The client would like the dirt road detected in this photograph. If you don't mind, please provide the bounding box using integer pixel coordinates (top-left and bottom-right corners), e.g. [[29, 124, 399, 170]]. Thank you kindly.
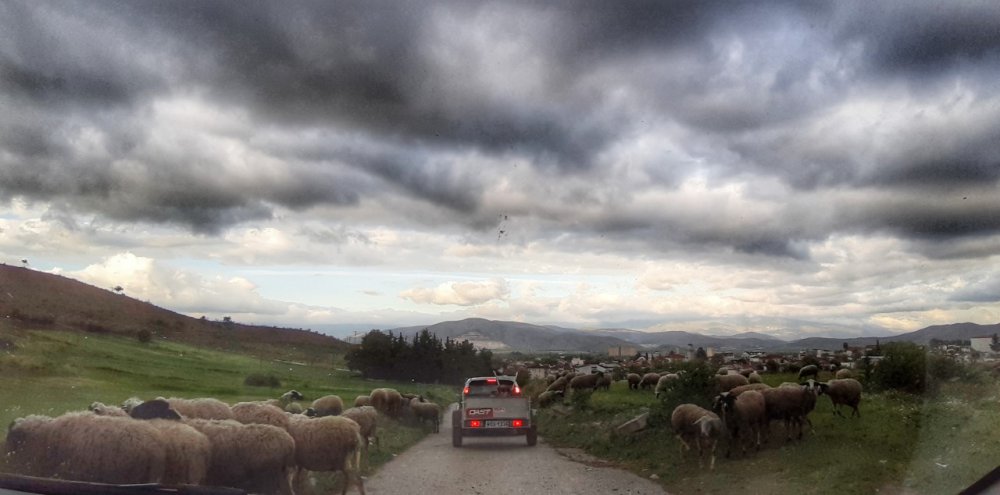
[[363, 405, 667, 495]]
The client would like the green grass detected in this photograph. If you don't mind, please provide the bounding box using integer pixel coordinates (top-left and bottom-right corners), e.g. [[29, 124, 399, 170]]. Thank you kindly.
[[0, 326, 458, 491], [536, 373, 1000, 494]]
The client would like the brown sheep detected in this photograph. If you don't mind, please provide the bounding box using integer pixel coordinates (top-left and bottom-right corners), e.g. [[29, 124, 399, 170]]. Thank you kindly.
[[597, 374, 613, 391], [310, 394, 345, 417], [409, 397, 442, 432], [184, 418, 296, 495], [285, 415, 365, 495], [728, 383, 771, 396], [6, 412, 167, 484], [354, 395, 371, 407], [231, 402, 291, 430], [626, 373, 641, 390], [639, 372, 660, 390], [342, 405, 379, 455], [747, 372, 762, 383], [760, 384, 818, 442], [713, 390, 767, 457], [835, 368, 853, 379], [670, 404, 724, 470], [715, 373, 749, 393], [546, 376, 571, 393], [819, 378, 863, 418], [166, 397, 234, 420], [569, 372, 604, 393], [797, 364, 820, 380], [654, 373, 680, 398], [370, 388, 403, 417]]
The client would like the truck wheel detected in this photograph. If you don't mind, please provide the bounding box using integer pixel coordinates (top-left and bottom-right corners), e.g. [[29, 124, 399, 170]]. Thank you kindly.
[[527, 425, 537, 447], [452, 410, 463, 447]]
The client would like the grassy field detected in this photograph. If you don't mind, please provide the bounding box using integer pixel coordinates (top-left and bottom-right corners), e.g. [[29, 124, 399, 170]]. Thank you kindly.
[[0, 324, 459, 491], [536, 372, 1000, 494]]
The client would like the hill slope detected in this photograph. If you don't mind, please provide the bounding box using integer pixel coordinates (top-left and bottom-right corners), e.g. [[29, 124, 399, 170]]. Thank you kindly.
[[0, 264, 349, 363], [390, 318, 635, 352]]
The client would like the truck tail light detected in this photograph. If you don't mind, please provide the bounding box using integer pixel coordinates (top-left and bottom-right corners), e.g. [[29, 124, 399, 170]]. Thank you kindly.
[[470, 420, 482, 428], [463, 386, 470, 395], [512, 384, 521, 396], [512, 419, 523, 428], [487, 378, 497, 384]]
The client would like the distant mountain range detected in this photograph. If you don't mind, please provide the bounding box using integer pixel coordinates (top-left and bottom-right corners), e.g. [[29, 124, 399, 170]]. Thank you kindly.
[[388, 318, 1000, 353]]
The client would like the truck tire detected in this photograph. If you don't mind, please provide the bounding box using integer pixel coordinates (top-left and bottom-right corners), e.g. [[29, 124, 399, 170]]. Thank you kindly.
[[452, 410, 463, 447], [527, 425, 537, 446]]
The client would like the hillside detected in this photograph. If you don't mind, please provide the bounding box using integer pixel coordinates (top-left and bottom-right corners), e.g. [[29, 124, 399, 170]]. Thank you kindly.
[[388, 317, 1000, 354], [390, 318, 635, 352], [0, 264, 349, 363]]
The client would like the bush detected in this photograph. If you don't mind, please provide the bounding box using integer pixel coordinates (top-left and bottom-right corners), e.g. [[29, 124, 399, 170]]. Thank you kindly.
[[569, 388, 592, 410], [656, 361, 716, 411], [244, 372, 282, 388], [136, 329, 153, 344], [871, 342, 926, 394]]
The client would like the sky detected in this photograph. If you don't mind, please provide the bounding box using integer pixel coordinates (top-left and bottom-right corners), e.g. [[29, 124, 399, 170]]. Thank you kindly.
[[1, 1, 999, 339]]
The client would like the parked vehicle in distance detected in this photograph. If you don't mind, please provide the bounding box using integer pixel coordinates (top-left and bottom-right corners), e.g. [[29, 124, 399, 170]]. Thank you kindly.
[[452, 376, 536, 447]]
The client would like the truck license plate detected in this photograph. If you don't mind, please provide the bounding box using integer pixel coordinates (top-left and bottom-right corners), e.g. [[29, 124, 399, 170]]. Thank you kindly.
[[484, 420, 509, 428]]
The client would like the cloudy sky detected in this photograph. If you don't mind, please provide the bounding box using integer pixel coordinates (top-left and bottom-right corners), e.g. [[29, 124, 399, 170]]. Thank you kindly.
[[1, 1, 999, 338]]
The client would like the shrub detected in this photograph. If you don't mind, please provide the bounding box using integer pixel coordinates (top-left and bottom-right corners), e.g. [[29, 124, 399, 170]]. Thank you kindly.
[[244, 372, 282, 388], [136, 329, 153, 344], [569, 388, 592, 410], [871, 342, 927, 394], [656, 360, 716, 411]]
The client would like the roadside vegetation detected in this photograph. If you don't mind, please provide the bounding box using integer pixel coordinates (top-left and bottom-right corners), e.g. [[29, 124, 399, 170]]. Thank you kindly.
[[0, 323, 457, 489], [534, 351, 1000, 494]]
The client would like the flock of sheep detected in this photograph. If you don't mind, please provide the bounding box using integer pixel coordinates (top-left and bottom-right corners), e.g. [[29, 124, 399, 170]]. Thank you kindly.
[[4, 388, 443, 495], [535, 365, 863, 471]]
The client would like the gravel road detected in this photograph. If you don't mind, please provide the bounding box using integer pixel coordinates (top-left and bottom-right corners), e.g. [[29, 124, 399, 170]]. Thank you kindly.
[[363, 404, 667, 495]]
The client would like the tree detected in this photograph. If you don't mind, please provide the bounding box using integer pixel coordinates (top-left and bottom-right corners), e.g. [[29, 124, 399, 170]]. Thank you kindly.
[[991, 333, 1000, 353], [113, 285, 124, 295], [695, 347, 707, 360]]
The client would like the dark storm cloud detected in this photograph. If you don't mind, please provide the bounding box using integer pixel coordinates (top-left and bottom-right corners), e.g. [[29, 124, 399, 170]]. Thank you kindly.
[[950, 275, 1000, 303], [1, 0, 999, 256], [837, 2, 1000, 75]]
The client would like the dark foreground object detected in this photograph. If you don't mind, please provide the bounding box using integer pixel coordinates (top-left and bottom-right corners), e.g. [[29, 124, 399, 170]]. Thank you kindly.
[[0, 474, 245, 495]]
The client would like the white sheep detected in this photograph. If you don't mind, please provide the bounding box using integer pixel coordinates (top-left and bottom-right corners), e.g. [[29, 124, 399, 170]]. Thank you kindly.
[[341, 405, 379, 455], [166, 397, 234, 420], [231, 401, 291, 429], [6, 412, 167, 484], [88, 401, 128, 417], [670, 404, 724, 470], [354, 395, 371, 407], [285, 414, 366, 495], [835, 368, 853, 379], [747, 372, 762, 383], [310, 394, 345, 417], [654, 373, 679, 398], [184, 418, 296, 495]]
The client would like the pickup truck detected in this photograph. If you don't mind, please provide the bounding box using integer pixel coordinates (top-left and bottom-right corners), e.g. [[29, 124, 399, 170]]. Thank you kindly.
[[452, 376, 537, 447]]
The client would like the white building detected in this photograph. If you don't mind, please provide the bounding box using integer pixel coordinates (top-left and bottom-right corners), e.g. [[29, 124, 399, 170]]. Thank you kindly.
[[970, 336, 997, 354]]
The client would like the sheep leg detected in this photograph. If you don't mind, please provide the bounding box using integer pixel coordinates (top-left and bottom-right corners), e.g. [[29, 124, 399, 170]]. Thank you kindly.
[[677, 433, 693, 452]]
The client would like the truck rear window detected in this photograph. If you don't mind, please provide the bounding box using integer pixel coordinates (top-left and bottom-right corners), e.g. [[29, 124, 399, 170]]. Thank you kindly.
[[465, 379, 518, 397]]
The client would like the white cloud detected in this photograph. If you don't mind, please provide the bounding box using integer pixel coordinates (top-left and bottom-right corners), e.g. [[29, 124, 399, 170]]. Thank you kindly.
[[63, 252, 288, 316], [400, 278, 510, 306]]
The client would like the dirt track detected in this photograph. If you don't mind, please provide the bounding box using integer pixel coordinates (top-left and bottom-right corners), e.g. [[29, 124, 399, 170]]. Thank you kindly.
[[363, 405, 667, 495]]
